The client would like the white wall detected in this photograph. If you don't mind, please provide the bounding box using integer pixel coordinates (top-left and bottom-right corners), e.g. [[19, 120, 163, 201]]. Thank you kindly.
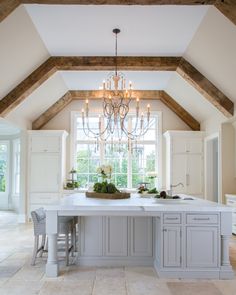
[[0, 5, 49, 99], [184, 6, 236, 109], [42, 99, 191, 188]]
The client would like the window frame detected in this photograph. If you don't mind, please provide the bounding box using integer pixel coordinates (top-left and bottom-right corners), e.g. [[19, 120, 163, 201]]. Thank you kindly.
[[12, 138, 20, 196], [0, 140, 10, 196], [71, 110, 162, 189]]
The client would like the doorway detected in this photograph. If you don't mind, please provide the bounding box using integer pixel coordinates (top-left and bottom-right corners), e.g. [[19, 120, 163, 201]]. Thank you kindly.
[[205, 134, 220, 203]]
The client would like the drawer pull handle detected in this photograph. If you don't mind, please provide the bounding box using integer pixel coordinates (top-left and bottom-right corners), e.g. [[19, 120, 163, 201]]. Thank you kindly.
[[193, 217, 210, 221], [228, 201, 235, 204], [166, 217, 179, 220]]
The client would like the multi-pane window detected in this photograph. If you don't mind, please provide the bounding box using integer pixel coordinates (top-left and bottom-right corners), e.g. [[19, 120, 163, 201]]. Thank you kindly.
[[74, 114, 158, 189], [0, 142, 9, 193], [13, 139, 20, 195]]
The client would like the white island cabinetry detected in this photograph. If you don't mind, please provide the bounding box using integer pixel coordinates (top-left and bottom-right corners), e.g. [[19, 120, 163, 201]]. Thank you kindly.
[[79, 216, 153, 265], [28, 130, 68, 217]]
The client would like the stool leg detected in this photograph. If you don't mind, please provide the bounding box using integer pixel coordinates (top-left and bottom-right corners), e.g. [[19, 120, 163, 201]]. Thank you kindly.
[[65, 233, 69, 266], [71, 225, 75, 257], [31, 235, 39, 266], [39, 235, 46, 257]]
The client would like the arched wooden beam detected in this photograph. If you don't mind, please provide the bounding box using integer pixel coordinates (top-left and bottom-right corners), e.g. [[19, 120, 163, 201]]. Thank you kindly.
[[0, 56, 233, 118], [32, 90, 200, 131]]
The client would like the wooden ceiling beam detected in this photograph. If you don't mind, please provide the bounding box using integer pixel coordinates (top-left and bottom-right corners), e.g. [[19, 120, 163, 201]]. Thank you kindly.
[[32, 89, 200, 130], [71, 90, 162, 100], [160, 91, 200, 131], [32, 91, 73, 130], [176, 58, 234, 118], [53, 56, 180, 71], [0, 0, 20, 23], [0, 56, 234, 119], [0, 57, 56, 117], [1, 1, 236, 27], [0, 56, 179, 117]]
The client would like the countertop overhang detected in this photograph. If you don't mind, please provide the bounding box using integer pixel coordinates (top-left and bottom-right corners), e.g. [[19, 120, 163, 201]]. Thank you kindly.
[[45, 193, 232, 214]]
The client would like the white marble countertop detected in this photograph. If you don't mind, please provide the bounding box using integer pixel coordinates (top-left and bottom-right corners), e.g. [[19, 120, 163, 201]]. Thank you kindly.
[[45, 193, 232, 213]]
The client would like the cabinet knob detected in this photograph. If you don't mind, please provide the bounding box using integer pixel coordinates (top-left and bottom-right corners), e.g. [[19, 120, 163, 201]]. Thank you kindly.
[[163, 229, 167, 232]]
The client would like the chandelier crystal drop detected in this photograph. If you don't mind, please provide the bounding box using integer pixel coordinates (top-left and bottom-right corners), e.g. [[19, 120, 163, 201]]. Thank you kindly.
[[81, 28, 151, 142]]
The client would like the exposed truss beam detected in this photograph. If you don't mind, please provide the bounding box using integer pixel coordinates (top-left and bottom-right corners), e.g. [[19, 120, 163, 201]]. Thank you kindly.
[[176, 58, 234, 118], [160, 90, 200, 131], [32, 90, 200, 131], [0, 56, 233, 119]]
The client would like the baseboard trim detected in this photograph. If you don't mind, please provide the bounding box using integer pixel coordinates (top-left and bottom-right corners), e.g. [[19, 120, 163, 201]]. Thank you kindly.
[[154, 260, 234, 280], [77, 256, 153, 267]]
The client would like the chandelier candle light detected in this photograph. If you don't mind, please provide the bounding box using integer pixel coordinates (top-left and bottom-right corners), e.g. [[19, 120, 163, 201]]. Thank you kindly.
[[81, 28, 151, 144]]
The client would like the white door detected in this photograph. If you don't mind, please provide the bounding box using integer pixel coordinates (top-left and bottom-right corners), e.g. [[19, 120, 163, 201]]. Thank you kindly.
[[163, 226, 181, 267], [0, 141, 10, 209], [30, 153, 60, 192], [172, 154, 187, 193], [186, 226, 218, 268], [187, 154, 203, 195]]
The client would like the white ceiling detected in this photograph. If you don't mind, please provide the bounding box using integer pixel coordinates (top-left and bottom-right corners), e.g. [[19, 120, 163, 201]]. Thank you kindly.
[[25, 5, 208, 56], [60, 71, 173, 90]]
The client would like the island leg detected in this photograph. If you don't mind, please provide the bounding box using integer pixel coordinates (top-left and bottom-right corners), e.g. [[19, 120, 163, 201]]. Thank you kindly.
[[220, 212, 233, 279], [46, 210, 58, 277]]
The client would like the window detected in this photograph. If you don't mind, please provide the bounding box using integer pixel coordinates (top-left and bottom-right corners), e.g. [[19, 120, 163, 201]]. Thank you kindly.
[[13, 139, 20, 195], [73, 113, 160, 189], [0, 142, 8, 193]]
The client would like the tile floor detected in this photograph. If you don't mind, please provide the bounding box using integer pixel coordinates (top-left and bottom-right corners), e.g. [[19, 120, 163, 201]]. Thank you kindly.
[[0, 211, 236, 295]]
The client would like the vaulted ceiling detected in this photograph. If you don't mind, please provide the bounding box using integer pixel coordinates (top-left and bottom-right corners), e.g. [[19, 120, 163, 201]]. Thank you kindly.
[[0, 2, 236, 131]]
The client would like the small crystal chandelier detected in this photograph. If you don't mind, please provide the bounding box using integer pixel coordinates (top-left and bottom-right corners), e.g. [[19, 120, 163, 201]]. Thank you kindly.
[[81, 28, 151, 142]]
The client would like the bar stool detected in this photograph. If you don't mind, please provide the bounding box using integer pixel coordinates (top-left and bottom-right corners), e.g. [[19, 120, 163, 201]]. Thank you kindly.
[[31, 208, 75, 266]]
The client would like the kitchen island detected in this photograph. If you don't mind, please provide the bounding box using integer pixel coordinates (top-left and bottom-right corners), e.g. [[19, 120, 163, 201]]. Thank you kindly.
[[45, 194, 233, 279]]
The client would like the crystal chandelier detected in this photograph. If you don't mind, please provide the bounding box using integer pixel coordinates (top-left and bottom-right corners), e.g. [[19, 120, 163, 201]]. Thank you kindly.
[[81, 28, 151, 142]]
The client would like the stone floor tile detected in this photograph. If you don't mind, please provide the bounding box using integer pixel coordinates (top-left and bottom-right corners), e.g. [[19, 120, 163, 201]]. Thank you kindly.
[[127, 280, 171, 295], [0, 280, 44, 295], [64, 266, 96, 281], [213, 279, 236, 295], [96, 267, 125, 279], [167, 282, 223, 295], [92, 277, 126, 295], [0, 266, 21, 278]]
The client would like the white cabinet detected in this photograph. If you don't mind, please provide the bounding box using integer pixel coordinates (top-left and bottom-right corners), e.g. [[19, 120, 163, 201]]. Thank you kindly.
[[28, 130, 68, 217], [225, 194, 236, 234], [164, 131, 204, 196], [163, 226, 181, 267], [105, 217, 128, 256], [30, 153, 60, 192], [80, 217, 103, 257], [130, 217, 153, 257], [186, 226, 218, 268]]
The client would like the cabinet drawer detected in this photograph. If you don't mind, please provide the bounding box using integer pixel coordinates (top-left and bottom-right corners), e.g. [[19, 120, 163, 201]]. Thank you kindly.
[[30, 193, 60, 204], [186, 214, 218, 224], [163, 214, 181, 224]]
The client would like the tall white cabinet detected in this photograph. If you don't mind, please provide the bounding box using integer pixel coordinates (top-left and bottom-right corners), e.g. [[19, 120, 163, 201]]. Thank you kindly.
[[28, 130, 68, 216], [164, 131, 204, 196]]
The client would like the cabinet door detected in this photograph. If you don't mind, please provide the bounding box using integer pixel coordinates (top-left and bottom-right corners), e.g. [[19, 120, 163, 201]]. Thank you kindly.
[[186, 226, 218, 268], [105, 217, 128, 256], [172, 137, 187, 154], [30, 136, 60, 153], [80, 217, 103, 256], [187, 138, 202, 154], [187, 154, 203, 195], [30, 153, 60, 192], [130, 217, 152, 257], [163, 226, 181, 267], [171, 154, 187, 193]]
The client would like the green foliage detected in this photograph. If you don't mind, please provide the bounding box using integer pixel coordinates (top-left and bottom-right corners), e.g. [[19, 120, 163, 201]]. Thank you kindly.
[[148, 188, 158, 194], [93, 181, 119, 194]]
